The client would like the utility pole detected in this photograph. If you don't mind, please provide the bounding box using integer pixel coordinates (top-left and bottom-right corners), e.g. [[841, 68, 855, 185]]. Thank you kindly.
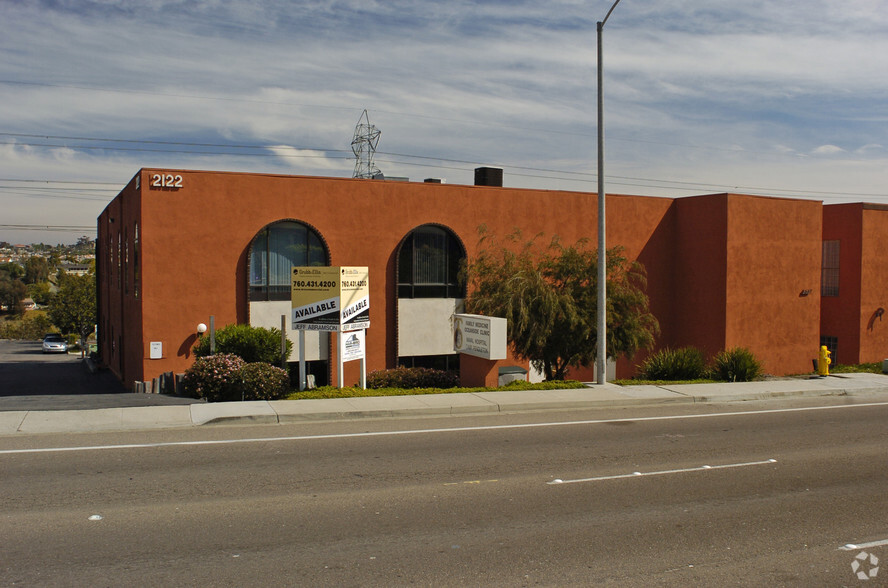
[[596, 0, 623, 384]]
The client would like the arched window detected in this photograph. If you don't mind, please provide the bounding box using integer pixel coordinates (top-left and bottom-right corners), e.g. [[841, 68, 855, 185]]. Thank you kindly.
[[397, 225, 465, 298], [249, 221, 328, 301]]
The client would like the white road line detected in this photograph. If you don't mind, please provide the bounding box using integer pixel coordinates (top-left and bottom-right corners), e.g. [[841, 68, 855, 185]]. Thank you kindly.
[[840, 538, 888, 551], [548, 459, 777, 485], [2, 401, 888, 455]]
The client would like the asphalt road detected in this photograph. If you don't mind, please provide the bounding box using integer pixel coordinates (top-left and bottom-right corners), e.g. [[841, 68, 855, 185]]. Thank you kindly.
[[1, 397, 887, 586], [0, 339, 198, 410]]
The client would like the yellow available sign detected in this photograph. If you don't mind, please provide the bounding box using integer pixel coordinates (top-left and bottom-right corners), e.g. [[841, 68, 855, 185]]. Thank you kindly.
[[291, 266, 369, 332]]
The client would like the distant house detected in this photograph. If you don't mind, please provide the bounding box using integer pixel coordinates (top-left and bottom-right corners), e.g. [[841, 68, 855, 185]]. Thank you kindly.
[[22, 298, 37, 311], [60, 263, 90, 276]]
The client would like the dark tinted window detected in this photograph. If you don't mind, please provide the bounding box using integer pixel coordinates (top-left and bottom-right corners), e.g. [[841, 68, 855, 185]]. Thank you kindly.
[[397, 225, 465, 298], [249, 221, 328, 301]]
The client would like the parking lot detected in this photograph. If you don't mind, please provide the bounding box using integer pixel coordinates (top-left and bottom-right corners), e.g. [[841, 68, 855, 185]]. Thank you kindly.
[[0, 339, 199, 411]]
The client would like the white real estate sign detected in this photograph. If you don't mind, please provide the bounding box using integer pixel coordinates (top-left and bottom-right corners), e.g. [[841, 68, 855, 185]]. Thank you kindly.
[[341, 330, 366, 362], [453, 314, 507, 360]]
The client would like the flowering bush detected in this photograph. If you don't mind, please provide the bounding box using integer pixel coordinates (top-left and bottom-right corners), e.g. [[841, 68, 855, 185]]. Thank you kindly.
[[236, 362, 289, 400], [366, 366, 460, 389], [183, 354, 245, 401]]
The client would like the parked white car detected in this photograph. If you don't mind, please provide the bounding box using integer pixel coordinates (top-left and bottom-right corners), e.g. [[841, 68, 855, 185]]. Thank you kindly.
[[42, 333, 68, 354]]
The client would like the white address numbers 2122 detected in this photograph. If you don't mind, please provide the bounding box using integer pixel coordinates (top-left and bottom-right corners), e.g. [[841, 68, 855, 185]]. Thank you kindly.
[[150, 173, 183, 189]]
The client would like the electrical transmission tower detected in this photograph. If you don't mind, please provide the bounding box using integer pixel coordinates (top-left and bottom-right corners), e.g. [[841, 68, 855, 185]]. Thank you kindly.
[[351, 109, 382, 179]]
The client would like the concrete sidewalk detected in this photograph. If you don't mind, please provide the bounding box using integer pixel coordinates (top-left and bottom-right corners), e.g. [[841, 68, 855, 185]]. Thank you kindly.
[[2, 373, 887, 436]]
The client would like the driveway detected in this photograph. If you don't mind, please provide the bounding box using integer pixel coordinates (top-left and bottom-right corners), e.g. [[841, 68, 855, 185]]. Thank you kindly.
[[0, 339, 200, 411]]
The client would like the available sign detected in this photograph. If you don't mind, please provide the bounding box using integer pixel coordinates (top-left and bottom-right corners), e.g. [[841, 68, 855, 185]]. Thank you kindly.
[[291, 266, 370, 332], [453, 314, 507, 360], [339, 266, 370, 332]]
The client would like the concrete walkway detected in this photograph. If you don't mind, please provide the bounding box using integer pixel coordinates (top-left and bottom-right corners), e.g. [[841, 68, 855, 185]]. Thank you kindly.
[[2, 372, 887, 436]]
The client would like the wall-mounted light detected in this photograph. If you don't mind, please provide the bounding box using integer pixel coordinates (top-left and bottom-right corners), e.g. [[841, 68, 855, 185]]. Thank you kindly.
[[197, 323, 208, 335], [799, 289, 812, 297]]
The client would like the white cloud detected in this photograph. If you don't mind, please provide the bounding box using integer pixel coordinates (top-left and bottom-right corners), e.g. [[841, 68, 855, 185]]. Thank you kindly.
[[265, 146, 347, 171], [1, 0, 887, 243], [856, 143, 885, 154], [812, 145, 846, 156]]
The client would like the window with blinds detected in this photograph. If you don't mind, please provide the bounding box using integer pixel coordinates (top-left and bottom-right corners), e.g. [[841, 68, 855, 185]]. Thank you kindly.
[[249, 221, 328, 301], [821, 240, 840, 297], [397, 225, 465, 298]]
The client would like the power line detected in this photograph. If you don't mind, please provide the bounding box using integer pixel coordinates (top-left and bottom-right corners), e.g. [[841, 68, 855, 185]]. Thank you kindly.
[[2, 134, 886, 201], [0, 177, 122, 186]]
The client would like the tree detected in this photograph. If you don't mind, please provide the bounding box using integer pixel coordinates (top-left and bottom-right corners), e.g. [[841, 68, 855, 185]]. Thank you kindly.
[[193, 323, 292, 366], [464, 230, 659, 380], [0, 262, 24, 281], [27, 281, 53, 306], [24, 256, 51, 284], [48, 273, 96, 354], [0, 274, 28, 316]]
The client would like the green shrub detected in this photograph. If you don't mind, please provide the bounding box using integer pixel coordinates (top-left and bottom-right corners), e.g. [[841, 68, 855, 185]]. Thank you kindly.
[[637, 346, 707, 380], [710, 347, 762, 382], [183, 353, 245, 401], [193, 323, 292, 365], [0, 313, 57, 340], [22, 312, 54, 340], [236, 362, 290, 400], [366, 367, 460, 389]]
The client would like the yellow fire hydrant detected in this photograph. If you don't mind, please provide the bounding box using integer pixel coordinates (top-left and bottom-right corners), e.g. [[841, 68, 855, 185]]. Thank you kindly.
[[818, 345, 831, 376]]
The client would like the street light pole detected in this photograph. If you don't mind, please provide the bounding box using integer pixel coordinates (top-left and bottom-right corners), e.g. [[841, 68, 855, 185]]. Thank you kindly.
[[596, 0, 622, 385]]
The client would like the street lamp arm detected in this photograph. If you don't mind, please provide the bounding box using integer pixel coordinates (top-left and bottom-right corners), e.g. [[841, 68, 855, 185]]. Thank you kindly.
[[600, 0, 623, 28]]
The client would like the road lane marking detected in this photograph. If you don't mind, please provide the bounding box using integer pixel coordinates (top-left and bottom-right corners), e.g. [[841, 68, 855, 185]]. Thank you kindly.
[[2, 401, 888, 455], [548, 459, 777, 485], [840, 538, 888, 550]]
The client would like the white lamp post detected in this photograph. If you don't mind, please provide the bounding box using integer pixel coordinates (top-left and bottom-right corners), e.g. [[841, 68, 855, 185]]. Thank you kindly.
[[596, 0, 623, 384]]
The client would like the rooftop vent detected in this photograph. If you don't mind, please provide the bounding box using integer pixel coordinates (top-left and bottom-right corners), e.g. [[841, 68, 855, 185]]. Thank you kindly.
[[474, 167, 503, 187]]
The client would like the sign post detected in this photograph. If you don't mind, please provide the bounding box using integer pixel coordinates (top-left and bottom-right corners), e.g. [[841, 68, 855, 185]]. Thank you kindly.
[[291, 266, 369, 389]]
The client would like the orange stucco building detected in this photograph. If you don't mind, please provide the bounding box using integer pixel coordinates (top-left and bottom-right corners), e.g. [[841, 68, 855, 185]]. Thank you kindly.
[[821, 203, 888, 365], [97, 168, 887, 389]]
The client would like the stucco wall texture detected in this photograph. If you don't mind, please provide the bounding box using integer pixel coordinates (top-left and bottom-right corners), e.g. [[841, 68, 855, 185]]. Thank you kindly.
[[821, 203, 888, 365], [98, 169, 884, 388]]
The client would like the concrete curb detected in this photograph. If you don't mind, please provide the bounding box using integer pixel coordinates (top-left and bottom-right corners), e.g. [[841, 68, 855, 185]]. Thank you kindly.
[[190, 400, 278, 426], [2, 373, 887, 435], [13, 405, 194, 435]]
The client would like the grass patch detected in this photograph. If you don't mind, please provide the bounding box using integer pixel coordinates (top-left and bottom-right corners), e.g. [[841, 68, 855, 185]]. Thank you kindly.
[[829, 362, 883, 374], [618, 362, 886, 384], [286, 379, 586, 400]]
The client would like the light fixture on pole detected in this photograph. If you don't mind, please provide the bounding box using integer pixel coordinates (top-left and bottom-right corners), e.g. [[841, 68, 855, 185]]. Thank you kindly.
[[596, 0, 623, 385]]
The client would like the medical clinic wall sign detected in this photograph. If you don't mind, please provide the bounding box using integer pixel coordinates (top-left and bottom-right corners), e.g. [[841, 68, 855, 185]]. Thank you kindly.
[[291, 266, 369, 332]]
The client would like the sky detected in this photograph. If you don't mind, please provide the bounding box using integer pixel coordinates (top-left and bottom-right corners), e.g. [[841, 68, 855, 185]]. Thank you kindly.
[[1, 0, 886, 245]]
